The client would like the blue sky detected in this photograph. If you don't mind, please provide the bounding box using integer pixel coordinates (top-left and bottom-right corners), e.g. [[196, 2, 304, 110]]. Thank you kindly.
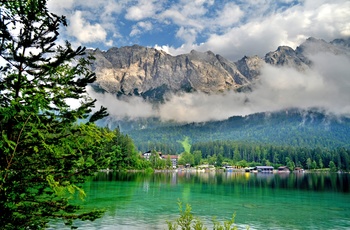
[[48, 0, 350, 61]]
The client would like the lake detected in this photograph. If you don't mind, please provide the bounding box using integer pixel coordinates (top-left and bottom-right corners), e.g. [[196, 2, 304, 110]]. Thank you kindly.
[[52, 171, 350, 229]]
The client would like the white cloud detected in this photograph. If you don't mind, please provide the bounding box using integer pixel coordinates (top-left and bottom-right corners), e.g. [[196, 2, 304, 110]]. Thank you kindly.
[[125, 0, 160, 21], [214, 2, 244, 27], [67, 11, 107, 44], [158, 91, 249, 122], [160, 8, 205, 30], [309, 2, 350, 37], [200, 20, 290, 60], [154, 43, 202, 57], [130, 21, 153, 37], [48, 0, 127, 47], [88, 87, 156, 120], [157, 0, 213, 44], [176, 27, 198, 44], [47, 0, 74, 15]]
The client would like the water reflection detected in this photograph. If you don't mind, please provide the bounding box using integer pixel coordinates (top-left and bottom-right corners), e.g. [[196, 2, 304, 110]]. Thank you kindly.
[[92, 171, 350, 193], [76, 171, 350, 230]]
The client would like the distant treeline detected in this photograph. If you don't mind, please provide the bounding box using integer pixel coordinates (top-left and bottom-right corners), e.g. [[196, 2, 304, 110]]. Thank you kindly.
[[127, 110, 350, 154], [99, 109, 350, 171], [191, 140, 350, 171]]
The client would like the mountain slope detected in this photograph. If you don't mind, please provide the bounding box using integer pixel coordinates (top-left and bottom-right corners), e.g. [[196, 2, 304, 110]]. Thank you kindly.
[[122, 109, 350, 153]]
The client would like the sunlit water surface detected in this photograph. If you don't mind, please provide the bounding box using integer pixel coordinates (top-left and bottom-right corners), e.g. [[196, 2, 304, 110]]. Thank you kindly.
[[51, 171, 350, 229]]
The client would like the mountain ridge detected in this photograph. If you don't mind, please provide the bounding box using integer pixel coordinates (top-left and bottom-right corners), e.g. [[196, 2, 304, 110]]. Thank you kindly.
[[89, 37, 349, 101]]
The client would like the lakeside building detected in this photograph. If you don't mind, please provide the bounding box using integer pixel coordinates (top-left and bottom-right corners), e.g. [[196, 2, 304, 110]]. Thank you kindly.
[[278, 166, 290, 173], [161, 155, 178, 168], [294, 167, 304, 173], [256, 166, 274, 173], [142, 151, 178, 168], [141, 150, 161, 160], [245, 166, 274, 173]]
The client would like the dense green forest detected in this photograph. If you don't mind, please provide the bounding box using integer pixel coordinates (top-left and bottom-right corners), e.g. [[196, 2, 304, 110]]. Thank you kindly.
[[99, 128, 149, 170], [106, 109, 350, 171], [191, 141, 349, 171], [121, 109, 350, 154]]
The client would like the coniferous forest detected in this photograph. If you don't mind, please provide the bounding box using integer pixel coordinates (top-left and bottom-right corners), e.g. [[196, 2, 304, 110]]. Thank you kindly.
[[122, 109, 350, 171]]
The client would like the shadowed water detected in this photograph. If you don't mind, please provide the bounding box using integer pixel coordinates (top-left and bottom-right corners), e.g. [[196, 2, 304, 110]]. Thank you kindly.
[[52, 171, 350, 229]]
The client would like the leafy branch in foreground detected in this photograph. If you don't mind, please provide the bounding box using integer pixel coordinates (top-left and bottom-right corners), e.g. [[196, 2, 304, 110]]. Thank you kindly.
[[167, 200, 248, 230]]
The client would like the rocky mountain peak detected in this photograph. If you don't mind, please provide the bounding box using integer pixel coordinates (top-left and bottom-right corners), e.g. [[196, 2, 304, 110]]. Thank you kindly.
[[265, 45, 308, 70], [89, 46, 253, 100], [235, 55, 263, 80], [89, 37, 349, 101]]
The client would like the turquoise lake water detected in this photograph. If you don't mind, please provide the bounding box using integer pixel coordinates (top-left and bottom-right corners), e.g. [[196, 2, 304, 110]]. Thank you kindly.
[[52, 171, 350, 229]]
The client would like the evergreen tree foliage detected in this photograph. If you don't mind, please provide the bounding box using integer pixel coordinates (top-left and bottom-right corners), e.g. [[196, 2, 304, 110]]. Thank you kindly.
[[329, 161, 337, 172], [0, 1, 111, 228], [103, 128, 140, 170], [191, 140, 350, 171], [126, 109, 350, 154], [193, 150, 202, 166], [178, 151, 194, 166], [165, 155, 173, 168]]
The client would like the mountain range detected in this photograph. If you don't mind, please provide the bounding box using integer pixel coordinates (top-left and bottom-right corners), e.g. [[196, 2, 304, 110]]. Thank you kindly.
[[89, 37, 350, 153], [89, 37, 350, 101]]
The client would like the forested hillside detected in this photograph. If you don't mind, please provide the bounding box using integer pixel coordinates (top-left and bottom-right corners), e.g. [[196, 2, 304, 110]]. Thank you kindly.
[[123, 109, 350, 154]]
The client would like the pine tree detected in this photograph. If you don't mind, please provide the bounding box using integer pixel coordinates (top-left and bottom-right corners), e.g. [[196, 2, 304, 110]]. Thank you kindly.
[[0, 1, 111, 228]]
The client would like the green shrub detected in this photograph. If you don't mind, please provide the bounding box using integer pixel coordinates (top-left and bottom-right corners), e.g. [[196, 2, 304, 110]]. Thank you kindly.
[[144, 167, 154, 174], [167, 200, 248, 230]]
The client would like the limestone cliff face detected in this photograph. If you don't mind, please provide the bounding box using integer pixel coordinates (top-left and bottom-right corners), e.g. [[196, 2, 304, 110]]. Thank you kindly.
[[89, 37, 349, 100], [89, 45, 263, 100]]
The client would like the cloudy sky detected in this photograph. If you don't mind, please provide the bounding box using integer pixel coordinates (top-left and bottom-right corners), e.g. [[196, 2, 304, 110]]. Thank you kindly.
[[46, 0, 350, 122], [48, 0, 350, 61]]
